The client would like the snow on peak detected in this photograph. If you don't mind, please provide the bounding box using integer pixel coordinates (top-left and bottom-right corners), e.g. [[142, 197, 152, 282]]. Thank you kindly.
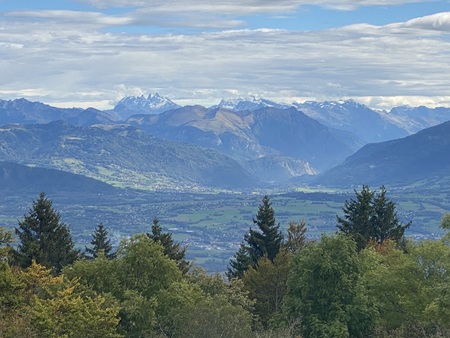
[[214, 96, 290, 111], [114, 93, 181, 115]]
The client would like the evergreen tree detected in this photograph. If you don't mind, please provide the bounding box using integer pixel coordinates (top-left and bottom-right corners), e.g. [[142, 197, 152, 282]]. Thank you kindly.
[[85, 223, 115, 259], [226, 243, 252, 279], [147, 217, 190, 273], [284, 220, 308, 253], [227, 195, 283, 279], [14, 192, 79, 273], [337, 185, 411, 251]]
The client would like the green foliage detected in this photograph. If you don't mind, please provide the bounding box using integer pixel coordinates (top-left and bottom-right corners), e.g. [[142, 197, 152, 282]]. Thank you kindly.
[[227, 195, 283, 279], [0, 227, 13, 262], [67, 234, 181, 337], [441, 212, 450, 229], [117, 234, 181, 299], [242, 249, 292, 328], [14, 192, 79, 273], [170, 294, 254, 338], [284, 220, 308, 253], [187, 267, 255, 315], [285, 234, 376, 338], [337, 185, 411, 251], [227, 242, 253, 279], [362, 239, 450, 336], [155, 278, 254, 338], [147, 216, 190, 273], [0, 261, 121, 337], [28, 280, 121, 338], [85, 223, 115, 259]]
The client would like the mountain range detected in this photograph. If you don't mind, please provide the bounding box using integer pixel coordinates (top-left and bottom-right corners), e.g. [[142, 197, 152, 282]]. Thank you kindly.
[[0, 95, 449, 191], [0, 121, 255, 191], [314, 120, 450, 188]]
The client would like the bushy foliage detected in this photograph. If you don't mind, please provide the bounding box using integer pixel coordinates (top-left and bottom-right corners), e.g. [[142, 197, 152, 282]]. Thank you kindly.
[[3, 190, 450, 337]]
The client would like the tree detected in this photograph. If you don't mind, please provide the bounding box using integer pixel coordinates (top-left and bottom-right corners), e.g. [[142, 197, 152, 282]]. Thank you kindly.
[[147, 217, 190, 273], [0, 227, 14, 262], [337, 185, 410, 251], [361, 239, 450, 336], [226, 243, 252, 279], [21, 261, 121, 338], [242, 249, 291, 327], [66, 234, 182, 337], [85, 223, 115, 259], [14, 192, 79, 273], [285, 234, 376, 338], [441, 212, 450, 231], [284, 220, 308, 253], [227, 195, 283, 279]]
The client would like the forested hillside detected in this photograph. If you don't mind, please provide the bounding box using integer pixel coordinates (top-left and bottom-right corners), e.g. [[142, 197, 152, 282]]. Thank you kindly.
[[2, 190, 450, 337]]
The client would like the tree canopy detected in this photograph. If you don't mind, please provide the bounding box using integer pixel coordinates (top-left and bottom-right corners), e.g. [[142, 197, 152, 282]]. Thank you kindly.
[[147, 217, 190, 273], [85, 223, 115, 259], [227, 195, 283, 279], [337, 185, 411, 251], [14, 192, 79, 273]]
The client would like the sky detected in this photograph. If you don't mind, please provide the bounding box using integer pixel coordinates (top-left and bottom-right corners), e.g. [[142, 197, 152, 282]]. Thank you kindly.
[[0, 1, 450, 110]]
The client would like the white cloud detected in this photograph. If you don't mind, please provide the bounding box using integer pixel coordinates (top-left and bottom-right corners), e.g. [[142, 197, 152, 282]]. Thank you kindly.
[[402, 11, 450, 31], [0, 7, 449, 109], [75, 0, 428, 12]]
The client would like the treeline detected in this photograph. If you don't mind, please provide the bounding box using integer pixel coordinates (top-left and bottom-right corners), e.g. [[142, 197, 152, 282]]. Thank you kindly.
[[1, 188, 450, 337]]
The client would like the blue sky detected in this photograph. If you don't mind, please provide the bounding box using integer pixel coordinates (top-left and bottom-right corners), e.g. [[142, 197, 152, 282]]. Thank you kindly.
[[1, 0, 450, 109]]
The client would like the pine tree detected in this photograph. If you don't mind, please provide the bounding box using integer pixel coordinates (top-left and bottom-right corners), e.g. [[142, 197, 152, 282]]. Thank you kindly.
[[226, 243, 252, 279], [248, 195, 283, 262], [337, 185, 411, 251], [227, 195, 283, 279], [147, 217, 190, 273], [85, 223, 115, 259], [14, 192, 79, 273], [285, 220, 308, 253]]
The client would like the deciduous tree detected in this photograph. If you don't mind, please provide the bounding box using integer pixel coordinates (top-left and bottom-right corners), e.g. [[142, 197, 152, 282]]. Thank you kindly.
[[285, 234, 376, 338]]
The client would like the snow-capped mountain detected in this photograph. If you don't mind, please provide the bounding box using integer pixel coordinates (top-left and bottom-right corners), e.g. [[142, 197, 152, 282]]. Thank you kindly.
[[112, 93, 181, 119], [381, 105, 450, 135], [213, 96, 291, 111], [293, 100, 409, 143]]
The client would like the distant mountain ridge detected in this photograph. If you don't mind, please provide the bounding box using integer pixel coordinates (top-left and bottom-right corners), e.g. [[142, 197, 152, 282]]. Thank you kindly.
[[0, 98, 117, 126], [314, 120, 450, 187], [126, 105, 361, 176], [0, 161, 117, 195], [1, 95, 450, 191], [0, 121, 256, 191]]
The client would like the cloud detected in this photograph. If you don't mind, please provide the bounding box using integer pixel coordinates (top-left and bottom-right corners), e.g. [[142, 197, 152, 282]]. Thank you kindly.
[[76, 0, 427, 12], [0, 7, 449, 109], [402, 11, 450, 31]]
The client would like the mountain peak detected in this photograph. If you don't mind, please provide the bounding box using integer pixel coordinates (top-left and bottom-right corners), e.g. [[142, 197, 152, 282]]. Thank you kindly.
[[214, 96, 290, 111], [113, 93, 181, 118]]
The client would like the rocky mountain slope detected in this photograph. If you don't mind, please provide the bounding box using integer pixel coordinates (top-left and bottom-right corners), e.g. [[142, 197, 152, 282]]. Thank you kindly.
[[126, 105, 361, 176]]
